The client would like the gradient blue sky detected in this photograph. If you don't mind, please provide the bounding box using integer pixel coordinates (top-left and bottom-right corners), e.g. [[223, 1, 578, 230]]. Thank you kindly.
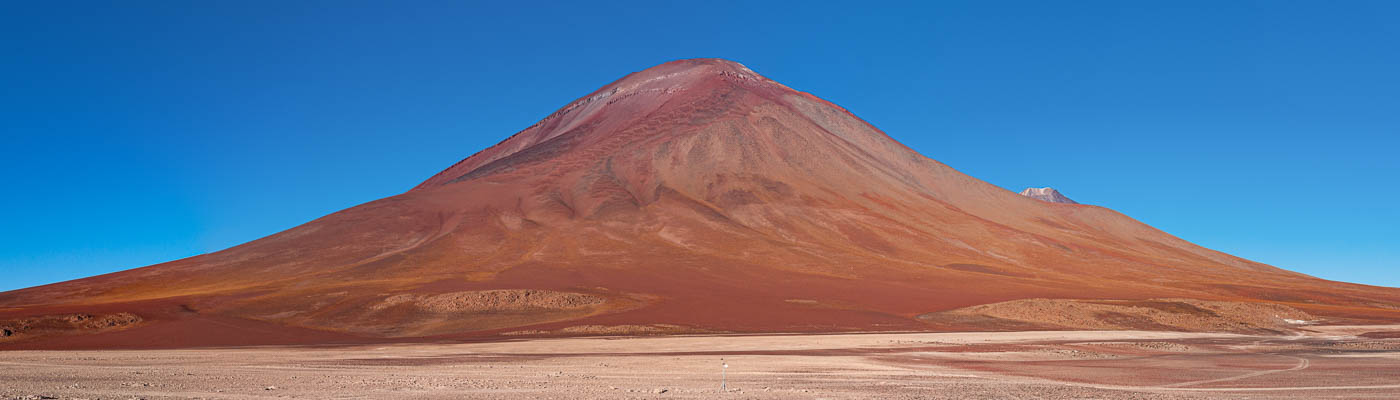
[[2, 1, 1397, 292]]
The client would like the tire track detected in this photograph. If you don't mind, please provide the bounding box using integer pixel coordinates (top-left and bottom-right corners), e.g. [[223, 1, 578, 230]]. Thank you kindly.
[[1162, 355, 1308, 388]]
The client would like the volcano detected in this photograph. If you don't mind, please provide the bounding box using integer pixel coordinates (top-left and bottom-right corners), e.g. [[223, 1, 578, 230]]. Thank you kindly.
[[3, 59, 1397, 349]]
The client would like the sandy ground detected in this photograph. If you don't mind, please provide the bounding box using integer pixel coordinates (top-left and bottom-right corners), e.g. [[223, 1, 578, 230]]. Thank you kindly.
[[3, 328, 1399, 399]]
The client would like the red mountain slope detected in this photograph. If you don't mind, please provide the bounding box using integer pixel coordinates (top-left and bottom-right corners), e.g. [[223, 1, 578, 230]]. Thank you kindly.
[[2, 59, 1397, 349]]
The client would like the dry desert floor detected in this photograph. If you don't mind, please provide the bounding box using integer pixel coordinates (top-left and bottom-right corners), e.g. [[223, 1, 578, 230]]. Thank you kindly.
[[4, 326, 1400, 399]]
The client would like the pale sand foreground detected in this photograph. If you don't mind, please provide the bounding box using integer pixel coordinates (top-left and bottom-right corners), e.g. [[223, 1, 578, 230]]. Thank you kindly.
[[3, 329, 1399, 399]]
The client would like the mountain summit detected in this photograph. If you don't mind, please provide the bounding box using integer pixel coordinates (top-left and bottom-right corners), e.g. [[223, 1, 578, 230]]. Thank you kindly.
[[2, 59, 1397, 349], [1020, 187, 1078, 204]]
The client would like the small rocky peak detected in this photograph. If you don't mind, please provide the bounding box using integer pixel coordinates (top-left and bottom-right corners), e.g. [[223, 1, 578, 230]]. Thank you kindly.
[[1020, 187, 1078, 204]]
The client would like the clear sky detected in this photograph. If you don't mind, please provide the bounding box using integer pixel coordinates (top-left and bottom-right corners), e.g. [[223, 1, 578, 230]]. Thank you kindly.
[[2, 1, 1397, 292]]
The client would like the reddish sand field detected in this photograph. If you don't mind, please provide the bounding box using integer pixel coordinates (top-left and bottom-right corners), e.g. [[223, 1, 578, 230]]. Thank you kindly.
[[3, 327, 1399, 399]]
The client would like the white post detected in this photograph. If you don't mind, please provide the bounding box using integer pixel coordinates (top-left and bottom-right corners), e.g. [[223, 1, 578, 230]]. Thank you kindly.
[[721, 359, 728, 393]]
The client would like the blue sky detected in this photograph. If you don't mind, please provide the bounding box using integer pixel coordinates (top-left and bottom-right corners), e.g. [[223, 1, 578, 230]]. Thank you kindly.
[[1, 1, 1396, 292]]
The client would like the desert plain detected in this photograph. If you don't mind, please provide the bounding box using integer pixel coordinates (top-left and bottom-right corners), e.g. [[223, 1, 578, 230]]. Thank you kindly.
[[4, 325, 1400, 399]]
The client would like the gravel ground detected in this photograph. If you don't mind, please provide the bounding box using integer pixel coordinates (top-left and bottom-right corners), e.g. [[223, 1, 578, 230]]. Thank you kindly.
[[2, 329, 1397, 399]]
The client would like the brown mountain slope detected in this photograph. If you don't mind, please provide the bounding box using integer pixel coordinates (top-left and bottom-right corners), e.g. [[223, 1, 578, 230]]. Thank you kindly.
[[2, 59, 1397, 349]]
